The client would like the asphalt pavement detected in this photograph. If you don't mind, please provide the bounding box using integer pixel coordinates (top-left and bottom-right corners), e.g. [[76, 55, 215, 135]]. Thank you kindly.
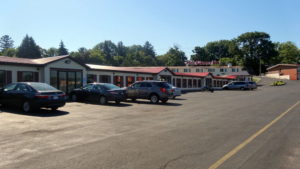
[[1, 77, 300, 169]]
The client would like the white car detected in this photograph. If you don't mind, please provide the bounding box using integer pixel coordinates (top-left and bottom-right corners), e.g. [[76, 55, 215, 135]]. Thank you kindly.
[[168, 84, 181, 99]]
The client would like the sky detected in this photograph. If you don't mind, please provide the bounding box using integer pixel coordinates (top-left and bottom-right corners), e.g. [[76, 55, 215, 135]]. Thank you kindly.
[[1, 0, 299, 58]]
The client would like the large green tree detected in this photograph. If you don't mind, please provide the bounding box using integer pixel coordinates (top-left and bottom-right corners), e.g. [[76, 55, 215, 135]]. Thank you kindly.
[[17, 35, 41, 58], [237, 31, 278, 75], [158, 46, 186, 66], [57, 41, 69, 55], [276, 41, 300, 64], [0, 35, 14, 52], [191, 46, 209, 61]]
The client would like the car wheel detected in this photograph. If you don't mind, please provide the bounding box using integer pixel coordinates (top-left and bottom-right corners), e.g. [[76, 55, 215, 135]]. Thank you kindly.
[[115, 100, 121, 104], [240, 87, 245, 90], [51, 107, 58, 111], [161, 99, 168, 103], [131, 98, 136, 102], [172, 96, 176, 99], [99, 96, 107, 105], [150, 94, 159, 104], [22, 101, 32, 113], [70, 94, 77, 102]]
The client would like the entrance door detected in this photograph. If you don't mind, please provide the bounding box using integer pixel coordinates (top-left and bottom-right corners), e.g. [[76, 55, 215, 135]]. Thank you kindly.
[[68, 72, 76, 93]]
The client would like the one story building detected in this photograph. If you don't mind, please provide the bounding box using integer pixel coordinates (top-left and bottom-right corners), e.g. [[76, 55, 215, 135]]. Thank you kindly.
[[266, 64, 300, 80], [0, 55, 249, 93]]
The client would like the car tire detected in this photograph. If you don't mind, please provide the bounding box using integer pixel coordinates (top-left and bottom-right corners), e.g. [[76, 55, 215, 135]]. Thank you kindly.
[[115, 100, 121, 104], [99, 96, 107, 105], [240, 87, 245, 90], [70, 94, 77, 102], [131, 98, 136, 102], [150, 94, 159, 104], [22, 101, 32, 113], [51, 107, 58, 111], [172, 96, 176, 99], [161, 99, 168, 103]]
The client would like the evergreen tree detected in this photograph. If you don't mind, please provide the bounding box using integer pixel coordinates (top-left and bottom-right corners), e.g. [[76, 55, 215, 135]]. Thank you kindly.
[[57, 41, 69, 55], [0, 35, 14, 52], [17, 35, 41, 58]]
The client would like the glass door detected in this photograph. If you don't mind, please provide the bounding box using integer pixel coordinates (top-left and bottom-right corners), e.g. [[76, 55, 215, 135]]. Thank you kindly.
[[58, 71, 67, 93], [68, 72, 76, 93]]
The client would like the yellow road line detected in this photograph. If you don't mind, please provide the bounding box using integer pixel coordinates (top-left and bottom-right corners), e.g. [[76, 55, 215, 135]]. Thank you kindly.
[[208, 100, 300, 169]]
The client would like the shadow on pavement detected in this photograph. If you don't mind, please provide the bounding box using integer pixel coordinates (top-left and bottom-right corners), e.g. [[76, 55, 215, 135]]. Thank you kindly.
[[0, 107, 69, 117], [80, 102, 133, 107], [126, 100, 182, 106]]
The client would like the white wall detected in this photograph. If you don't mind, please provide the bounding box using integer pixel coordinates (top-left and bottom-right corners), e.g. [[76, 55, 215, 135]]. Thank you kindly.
[[0, 64, 42, 83], [44, 58, 87, 85]]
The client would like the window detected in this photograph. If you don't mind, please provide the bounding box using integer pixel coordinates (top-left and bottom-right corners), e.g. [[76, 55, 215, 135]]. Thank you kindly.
[[184, 69, 191, 72], [232, 68, 236, 72], [4, 83, 17, 91], [15, 84, 32, 92], [0, 70, 11, 88], [182, 79, 187, 88], [114, 76, 124, 87], [17, 71, 38, 82], [76, 72, 82, 88], [50, 70, 58, 88], [171, 69, 178, 72], [146, 77, 153, 80], [126, 76, 135, 86], [140, 82, 152, 88], [196, 68, 203, 72], [87, 74, 97, 83], [236, 68, 239, 72], [176, 79, 181, 88], [83, 84, 94, 90], [208, 68, 215, 73], [137, 77, 144, 81], [99, 75, 111, 83], [220, 68, 224, 72]]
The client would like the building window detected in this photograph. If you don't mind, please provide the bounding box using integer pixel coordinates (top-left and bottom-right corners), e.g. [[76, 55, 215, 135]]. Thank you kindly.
[[220, 68, 224, 72], [193, 79, 197, 88], [114, 76, 124, 87], [188, 79, 192, 88], [198, 79, 202, 88], [196, 68, 203, 72], [137, 77, 144, 81], [208, 68, 215, 73], [126, 76, 135, 86], [224, 68, 227, 72], [87, 74, 97, 83], [171, 69, 178, 72], [17, 71, 38, 82], [0, 70, 12, 88], [184, 69, 191, 72], [176, 78, 181, 88], [99, 75, 111, 83], [236, 68, 239, 72], [182, 79, 187, 88], [146, 77, 153, 80], [232, 68, 236, 72]]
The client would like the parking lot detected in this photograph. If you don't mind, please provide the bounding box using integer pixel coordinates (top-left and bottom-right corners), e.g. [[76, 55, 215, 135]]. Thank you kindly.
[[1, 78, 300, 169]]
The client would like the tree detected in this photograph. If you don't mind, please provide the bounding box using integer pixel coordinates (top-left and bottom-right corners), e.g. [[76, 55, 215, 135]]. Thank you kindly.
[[158, 46, 187, 66], [219, 57, 236, 66], [17, 35, 41, 58], [191, 46, 209, 61], [143, 41, 156, 58], [93, 40, 118, 65], [0, 35, 14, 52], [1, 48, 17, 57], [276, 41, 300, 64], [237, 32, 278, 75], [57, 41, 69, 55]]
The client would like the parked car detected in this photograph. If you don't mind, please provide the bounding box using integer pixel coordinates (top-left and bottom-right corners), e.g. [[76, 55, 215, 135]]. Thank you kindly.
[[168, 84, 181, 99], [222, 81, 250, 90], [247, 81, 257, 89], [69, 83, 126, 104], [0, 82, 66, 113], [126, 81, 174, 103]]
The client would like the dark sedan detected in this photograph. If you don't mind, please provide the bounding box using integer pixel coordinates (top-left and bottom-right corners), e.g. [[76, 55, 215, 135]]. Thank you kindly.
[[0, 82, 66, 113], [69, 83, 126, 104]]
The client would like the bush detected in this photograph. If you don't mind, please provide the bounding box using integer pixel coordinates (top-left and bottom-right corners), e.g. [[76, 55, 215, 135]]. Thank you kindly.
[[271, 81, 286, 86]]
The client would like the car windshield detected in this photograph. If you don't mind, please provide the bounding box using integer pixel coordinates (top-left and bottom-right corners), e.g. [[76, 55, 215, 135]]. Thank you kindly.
[[102, 83, 120, 90], [29, 83, 58, 91]]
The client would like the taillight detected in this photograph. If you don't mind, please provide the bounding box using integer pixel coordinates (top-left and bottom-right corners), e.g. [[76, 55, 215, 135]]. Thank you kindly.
[[171, 89, 175, 92], [160, 88, 167, 93], [35, 94, 50, 99], [59, 93, 66, 97]]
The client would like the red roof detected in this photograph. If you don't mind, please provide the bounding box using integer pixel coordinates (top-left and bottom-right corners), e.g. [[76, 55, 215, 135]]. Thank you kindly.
[[214, 75, 237, 79], [174, 72, 210, 77], [87, 64, 170, 74]]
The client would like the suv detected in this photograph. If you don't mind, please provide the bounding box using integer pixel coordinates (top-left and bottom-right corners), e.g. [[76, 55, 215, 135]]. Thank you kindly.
[[222, 81, 250, 90], [126, 81, 174, 103]]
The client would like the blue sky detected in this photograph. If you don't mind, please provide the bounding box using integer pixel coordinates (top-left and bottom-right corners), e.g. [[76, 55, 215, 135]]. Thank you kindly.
[[1, 0, 299, 57]]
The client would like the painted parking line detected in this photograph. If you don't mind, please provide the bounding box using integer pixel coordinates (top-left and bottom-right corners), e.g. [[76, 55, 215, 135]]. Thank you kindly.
[[207, 100, 300, 169]]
